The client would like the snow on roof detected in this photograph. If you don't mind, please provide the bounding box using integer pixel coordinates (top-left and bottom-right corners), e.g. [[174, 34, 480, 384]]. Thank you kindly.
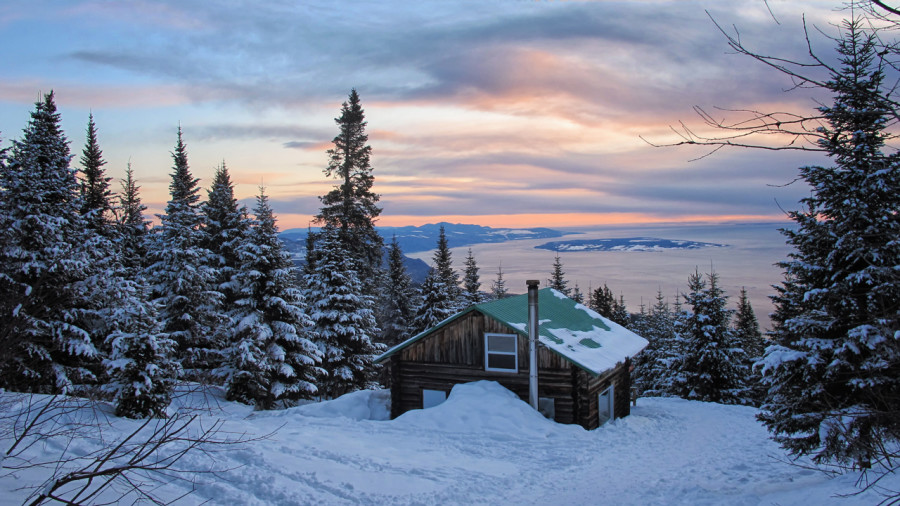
[[377, 288, 648, 376]]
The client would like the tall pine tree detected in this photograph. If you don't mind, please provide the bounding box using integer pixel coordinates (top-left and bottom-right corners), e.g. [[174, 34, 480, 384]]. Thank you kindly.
[[315, 89, 383, 293], [412, 267, 455, 335], [78, 113, 113, 233], [117, 162, 149, 274], [672, 270, 746, 404], [379, 236, 417, 347], [305, 226, 381, 398], [226, 189, 321, 408], [145, 127, 223, 378], [202, 161, 249, 311], [759, 18, 900, 468], [462, 248, 484, 306], [633, 290, 679, 397], [433, 225, 461, 307], [0, 92, 99, 393]]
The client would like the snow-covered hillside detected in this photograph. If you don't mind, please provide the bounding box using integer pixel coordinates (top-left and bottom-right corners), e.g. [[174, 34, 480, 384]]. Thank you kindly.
[[2, 382, 895, 505]]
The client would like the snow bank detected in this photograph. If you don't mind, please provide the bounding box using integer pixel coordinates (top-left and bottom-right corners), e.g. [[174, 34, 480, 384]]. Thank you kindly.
[[3, 383, 897, 505], [392, 381, 573, 438]]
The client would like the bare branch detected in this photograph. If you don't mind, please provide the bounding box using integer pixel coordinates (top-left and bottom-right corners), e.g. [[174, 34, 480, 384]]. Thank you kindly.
[[2, 390, 275, 505], [872, 0, 900, 17]]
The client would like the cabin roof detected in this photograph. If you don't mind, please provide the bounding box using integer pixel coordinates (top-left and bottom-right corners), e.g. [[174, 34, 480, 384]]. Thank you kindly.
[[376, 287, 648, 376]]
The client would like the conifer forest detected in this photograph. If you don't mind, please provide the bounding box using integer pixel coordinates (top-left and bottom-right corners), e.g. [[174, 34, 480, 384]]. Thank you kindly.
[[1, 1, 899, 503]]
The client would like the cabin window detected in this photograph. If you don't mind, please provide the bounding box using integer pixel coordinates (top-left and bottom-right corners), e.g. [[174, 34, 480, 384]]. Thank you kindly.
[[422, 389, 447, 409], [484, 333, 518, 372], [598, 384, 614, 425]]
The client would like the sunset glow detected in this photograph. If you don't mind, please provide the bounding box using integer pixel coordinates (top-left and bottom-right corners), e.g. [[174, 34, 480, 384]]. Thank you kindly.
[[0, 0, 836, 230]]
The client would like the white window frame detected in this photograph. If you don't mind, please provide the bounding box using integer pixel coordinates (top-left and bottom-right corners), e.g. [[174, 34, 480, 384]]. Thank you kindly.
[[422, 389, 447, 409], [484, 333, 518, 372]]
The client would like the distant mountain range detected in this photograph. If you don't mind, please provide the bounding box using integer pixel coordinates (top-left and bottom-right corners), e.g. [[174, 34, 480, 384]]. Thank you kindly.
[[535, 237, 727, 253], [280, 222, 570, 254], [280, 222, 571, 285]]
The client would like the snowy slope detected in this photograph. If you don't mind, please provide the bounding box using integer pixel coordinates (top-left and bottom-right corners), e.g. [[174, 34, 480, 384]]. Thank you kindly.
[[2, 382, 895, 505]]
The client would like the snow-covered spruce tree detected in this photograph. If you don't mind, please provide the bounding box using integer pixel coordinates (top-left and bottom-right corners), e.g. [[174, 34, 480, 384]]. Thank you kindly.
[[734, 287, 766, 406], [378, 236, 417, 347], [462, 248, 484, 306], [305, 226, 381, 399], [202, 162, 249, 312], [315, 89, 384, 294], [759, 18, 900, 468], [672, 270, 747, 404], [633, 290, 679, 397], [104, 282, 180, 418], [0, 92, 99, 393], [491, 263, 509, 300], [412, 267, 456, 335], [548, 253, 570, 296], [117, 162, 149, 274], [433, 225, 462, 308], [78, 113, 113, 233], [145, 127, 223, 379], [226, 189, 321, 409], [72, 116, 141, 377], [734, 287, 765, 360]]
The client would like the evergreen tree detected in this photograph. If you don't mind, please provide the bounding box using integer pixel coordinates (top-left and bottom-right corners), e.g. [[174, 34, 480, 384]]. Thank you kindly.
[[571, 283, 584, 304], [491, 263, 509, 300], [202, 161, 249, 309], [0, 92, 99, 393], [462, 248, 484, 306], [734, 287, 766, 406], [433, 225, 461, 307], [759, 18, 900, 468], [305, 226, 381, 398], [412, 267, 455, 335], [117, 162, 149, 274], [633, 290, 679, 396], [315, 89, 383, 293], [590, 284, 617, 319], [145, 127, 223, 378], [734, 287, 765, 361], [379, 237, 417, 347], [609, 293, 631, 327], [672, 270, 746, 404], [226, 189, 321, 408], [548, 254, 570, 296], [104, 283, 179, 418], [78, 113, 112, 232]]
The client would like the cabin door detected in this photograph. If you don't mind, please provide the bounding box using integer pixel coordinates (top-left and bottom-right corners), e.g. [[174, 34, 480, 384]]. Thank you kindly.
[[598, 384, 614, 425]]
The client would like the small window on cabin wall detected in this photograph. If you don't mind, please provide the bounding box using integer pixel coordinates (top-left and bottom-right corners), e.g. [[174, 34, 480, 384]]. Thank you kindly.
[[422, 389, 447, 409], [484, 333, 518, 372]]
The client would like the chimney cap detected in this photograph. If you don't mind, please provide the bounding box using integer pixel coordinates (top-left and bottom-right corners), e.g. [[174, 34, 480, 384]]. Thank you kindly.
[[526, 280, 540, 287]]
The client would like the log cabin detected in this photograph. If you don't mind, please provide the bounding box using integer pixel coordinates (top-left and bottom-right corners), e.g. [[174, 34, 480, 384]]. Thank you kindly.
[[376, 285, 648, 430]]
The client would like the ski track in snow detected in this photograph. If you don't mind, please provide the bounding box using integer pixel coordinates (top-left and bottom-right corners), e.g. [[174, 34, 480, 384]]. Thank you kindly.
[[2, 383, 894, 505]]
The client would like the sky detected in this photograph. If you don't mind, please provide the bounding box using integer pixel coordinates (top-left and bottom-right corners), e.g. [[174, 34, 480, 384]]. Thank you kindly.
[[0, 0, 848, 229]]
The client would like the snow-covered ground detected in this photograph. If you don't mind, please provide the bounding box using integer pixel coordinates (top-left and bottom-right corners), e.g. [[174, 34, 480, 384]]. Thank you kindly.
[[2, 381, 896, 505]]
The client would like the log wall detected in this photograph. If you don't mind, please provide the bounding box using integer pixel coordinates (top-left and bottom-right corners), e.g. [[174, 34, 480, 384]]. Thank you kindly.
[[389, 310, 632, 430]]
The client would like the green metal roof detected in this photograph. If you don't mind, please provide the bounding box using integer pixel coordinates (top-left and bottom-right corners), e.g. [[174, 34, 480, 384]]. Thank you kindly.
[[376, 288, 648, 376]]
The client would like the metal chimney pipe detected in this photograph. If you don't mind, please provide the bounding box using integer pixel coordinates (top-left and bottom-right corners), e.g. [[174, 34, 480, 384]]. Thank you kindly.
[[526, 280, 540, 411]]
